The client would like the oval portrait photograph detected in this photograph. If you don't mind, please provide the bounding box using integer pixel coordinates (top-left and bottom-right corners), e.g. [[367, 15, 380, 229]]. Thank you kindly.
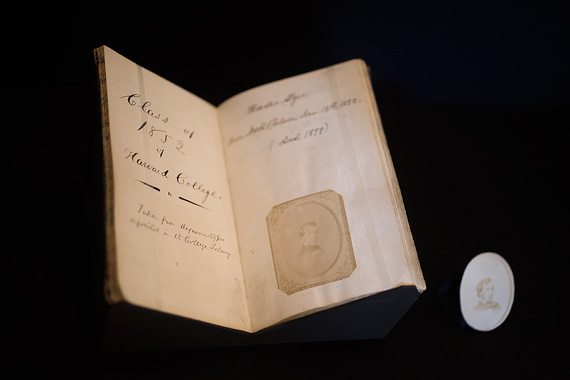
[[460, 252, 515, 331]]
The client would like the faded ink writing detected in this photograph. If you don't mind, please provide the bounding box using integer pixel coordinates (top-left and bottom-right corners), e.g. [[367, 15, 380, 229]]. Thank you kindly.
[[229, 96, 360, 146], [131, 204, 231, 259], [246, 92, 308, 114]]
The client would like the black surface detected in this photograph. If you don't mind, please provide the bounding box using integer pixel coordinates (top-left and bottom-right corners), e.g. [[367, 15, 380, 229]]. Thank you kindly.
[[100, 286, 420, 352], [15, 1, 568, 378]]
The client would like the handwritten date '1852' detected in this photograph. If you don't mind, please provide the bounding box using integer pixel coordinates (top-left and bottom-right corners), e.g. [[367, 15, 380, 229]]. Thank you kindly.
[[122, 93, 196, 157], [138, 121, 187, 156]]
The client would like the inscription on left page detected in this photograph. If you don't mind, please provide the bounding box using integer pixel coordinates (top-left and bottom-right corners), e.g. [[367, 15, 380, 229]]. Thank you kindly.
[[102, 47, 249, 332]]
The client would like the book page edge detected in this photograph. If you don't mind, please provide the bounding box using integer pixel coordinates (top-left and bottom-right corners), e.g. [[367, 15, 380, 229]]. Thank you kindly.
[[358, 61, 427, 293], [94, 46, 125, 305]]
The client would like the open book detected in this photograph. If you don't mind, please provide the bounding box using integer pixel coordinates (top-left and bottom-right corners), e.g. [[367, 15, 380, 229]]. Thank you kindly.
[[94, 46, 425, 334]]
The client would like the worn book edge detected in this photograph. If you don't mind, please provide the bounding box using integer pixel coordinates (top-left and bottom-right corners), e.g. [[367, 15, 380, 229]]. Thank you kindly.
[[94, 46, 125, 304], [359, 61, 426, 293]]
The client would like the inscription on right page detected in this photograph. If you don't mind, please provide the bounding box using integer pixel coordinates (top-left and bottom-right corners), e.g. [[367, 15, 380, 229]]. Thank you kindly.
[[219, 59, 415, 332]]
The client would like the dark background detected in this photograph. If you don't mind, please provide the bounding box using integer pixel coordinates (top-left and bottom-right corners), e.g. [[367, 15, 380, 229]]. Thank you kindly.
[[13, 0, 568, 378]]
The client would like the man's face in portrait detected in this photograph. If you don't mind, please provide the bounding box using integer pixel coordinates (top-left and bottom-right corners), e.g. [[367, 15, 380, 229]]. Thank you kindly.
[[301, 224, 319, 247], [480, 282, 494, 304]]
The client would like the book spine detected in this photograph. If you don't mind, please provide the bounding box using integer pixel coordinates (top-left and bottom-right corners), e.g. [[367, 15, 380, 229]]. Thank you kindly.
[[94, 46, 125, 304]]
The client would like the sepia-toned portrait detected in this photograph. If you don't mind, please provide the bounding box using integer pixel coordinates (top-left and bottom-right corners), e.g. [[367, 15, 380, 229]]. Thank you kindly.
[[460, 252, 514, 331], [266, 190, 356, 295], [474, 277, 500, 311]]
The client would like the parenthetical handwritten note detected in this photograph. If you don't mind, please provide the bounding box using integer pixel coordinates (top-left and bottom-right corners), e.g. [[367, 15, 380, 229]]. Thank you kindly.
[[226, 93, 360, 151]]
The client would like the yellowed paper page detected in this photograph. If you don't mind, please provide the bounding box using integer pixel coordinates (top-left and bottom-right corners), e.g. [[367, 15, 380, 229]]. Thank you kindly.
[[100, 46, 250, 332], [219, 59, 419, 332]]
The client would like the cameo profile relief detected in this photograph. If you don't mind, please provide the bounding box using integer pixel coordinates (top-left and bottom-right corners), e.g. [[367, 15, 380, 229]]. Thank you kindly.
[[460, 252, 515, 331], [266, 190, 356, 295], [474, 277, 500, 311]]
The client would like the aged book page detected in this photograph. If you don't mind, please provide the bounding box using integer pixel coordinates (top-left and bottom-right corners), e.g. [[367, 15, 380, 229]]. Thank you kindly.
[[219, 60, 424, 332], [97, 46, 251, 332], [97, 46, 424, 334]]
